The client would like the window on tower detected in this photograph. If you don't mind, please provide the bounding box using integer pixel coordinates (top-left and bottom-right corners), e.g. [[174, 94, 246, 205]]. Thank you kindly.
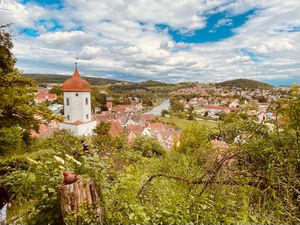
[[66, 98, 69, 106], [67, 115, 70, 120], [86, 114, 89, 119], [85, 98, 88, 105], [76, 93, 79, 96]]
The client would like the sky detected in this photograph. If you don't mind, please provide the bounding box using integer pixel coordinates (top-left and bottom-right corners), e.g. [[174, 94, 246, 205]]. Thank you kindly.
[[0, 0, 300, 85]]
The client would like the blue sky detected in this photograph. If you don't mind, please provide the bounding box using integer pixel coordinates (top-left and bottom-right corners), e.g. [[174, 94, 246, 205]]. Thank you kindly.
[[1, 0, 300, 84], [155, 9, 257, 44], [20, 0, 62, 7]]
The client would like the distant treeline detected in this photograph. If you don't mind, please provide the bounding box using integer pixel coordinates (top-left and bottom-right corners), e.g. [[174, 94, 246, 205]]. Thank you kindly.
[[108, 80, 175, 92], [24, 73, 127, 86], [217, 78, 272, 89]]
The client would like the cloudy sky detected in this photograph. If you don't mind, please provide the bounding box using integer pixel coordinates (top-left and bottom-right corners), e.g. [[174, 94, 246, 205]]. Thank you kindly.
[[1, 0, 300, 85]]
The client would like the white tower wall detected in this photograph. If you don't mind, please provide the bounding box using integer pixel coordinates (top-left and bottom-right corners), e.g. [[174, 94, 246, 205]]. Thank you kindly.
[[64, 92, 91, 123]]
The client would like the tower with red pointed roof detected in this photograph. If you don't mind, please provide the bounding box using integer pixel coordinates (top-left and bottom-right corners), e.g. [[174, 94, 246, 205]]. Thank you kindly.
[[59, 63, 96, 136]]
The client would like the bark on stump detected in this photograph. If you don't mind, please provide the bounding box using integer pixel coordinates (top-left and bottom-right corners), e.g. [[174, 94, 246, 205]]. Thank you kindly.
[[59, 180, 103, 225]]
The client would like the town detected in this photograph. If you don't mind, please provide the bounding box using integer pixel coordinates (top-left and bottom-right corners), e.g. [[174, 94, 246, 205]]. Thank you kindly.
[[31, 64, 291, 152]]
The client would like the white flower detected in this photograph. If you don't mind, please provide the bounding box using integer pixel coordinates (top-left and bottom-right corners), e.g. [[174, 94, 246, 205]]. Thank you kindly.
[[58, 165, 65, 170], [72, 158, 82, 166], [65, 154, 82, 166], [65, 154, 73, 160], [26, 157, 38, 164], [53, 156, 65, 165]]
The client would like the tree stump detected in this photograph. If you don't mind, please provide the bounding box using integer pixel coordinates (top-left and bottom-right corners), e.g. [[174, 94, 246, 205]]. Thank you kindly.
[[59, 180, 103, 225]]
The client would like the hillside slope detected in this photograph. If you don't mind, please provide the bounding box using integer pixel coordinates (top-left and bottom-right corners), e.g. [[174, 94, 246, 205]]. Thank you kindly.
[[24, 73, 128, 86], [217, 78, 272, 89]]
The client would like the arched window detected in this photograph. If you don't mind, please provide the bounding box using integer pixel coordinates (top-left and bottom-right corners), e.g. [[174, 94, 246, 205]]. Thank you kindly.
[[85, 98, 88, 105], [66, 98, 69, 106]]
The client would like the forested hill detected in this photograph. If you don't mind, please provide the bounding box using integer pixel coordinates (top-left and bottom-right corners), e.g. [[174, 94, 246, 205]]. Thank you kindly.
[[24, 73, 128, 86], [217, 78, 272, 89]]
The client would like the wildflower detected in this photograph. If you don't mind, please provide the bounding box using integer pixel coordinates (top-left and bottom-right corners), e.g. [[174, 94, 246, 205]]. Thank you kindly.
[[65, 154, 82, 166], [53, 156, 65, 165], [26, 157, 38, 164]]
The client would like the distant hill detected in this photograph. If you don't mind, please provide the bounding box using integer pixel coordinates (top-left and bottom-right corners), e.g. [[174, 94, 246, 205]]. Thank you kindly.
[[109, 80, 174, 92], [138, 80, 173, 87], [217, 79, 272, 89], [24, 73, 128, 86]]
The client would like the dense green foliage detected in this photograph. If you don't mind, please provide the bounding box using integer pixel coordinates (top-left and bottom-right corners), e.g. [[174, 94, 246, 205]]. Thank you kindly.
[[131, 135, 165, 157], [0, 25, 57, 144]]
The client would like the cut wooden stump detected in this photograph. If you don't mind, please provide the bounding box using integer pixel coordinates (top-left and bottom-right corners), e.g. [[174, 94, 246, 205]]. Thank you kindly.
[[58, 179, 103, 225]]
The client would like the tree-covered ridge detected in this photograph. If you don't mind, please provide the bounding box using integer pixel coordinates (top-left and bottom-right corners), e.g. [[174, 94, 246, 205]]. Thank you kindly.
[[24, 73, 127, 86], [217, 78, 272, 89]]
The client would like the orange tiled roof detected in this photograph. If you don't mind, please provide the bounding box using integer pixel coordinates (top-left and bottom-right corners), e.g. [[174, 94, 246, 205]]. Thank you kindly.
[[62, 65, 91, 92], [109, 120, 123, 136]]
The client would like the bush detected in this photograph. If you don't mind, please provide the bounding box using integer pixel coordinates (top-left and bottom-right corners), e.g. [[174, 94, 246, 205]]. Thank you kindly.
[[178, 123, 212, 163], [131, 136, 165, 157], [0, 127, 24, 155]]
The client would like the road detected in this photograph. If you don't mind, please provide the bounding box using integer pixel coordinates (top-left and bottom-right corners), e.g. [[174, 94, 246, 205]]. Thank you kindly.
[[144, 99, 170, 115]]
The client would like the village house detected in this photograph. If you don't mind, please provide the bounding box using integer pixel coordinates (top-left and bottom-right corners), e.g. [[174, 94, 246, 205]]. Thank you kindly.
[[106, 101, 113, 111], [48, 103, 63, 115], [108, 119, 123, 136], [35, 90, 57, 104], [229, 99, 240, 108], [31, 120, 59, 138], [197, 106, 239, 118]]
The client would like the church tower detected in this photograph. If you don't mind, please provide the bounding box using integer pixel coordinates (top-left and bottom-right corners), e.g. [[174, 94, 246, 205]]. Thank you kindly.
[[59, 63, 96, 136]]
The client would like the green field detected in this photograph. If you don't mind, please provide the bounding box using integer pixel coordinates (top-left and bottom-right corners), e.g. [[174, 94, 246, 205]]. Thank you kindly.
[[158, 116, 217, 130]]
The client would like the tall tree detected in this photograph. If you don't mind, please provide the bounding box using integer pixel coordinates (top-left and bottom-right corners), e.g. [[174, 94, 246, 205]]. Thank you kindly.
[[0, 25, 56, 140]]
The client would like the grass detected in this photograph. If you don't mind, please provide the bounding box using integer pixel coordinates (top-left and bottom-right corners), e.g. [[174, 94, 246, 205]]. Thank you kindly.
[[158, 116, 217, 130], [193, 105, 203, 110]]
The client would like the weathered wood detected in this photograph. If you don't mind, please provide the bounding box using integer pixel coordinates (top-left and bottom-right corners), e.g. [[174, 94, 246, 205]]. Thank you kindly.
[[59, 179, 103, 225]]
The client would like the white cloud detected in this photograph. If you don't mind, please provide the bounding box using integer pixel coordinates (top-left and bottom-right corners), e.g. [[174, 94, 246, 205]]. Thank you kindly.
[[1, 0, 300, 83], [37, 31, 93, 47]]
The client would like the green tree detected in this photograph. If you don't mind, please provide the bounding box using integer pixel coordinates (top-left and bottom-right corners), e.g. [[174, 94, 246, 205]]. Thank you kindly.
[[49, 85, 62, 96], [218, 112, 259, 143], [93, 121, 112, 149], [170, 97, 184, 112], [161, 109, 169, 117], [141, 95, 153, 107], [91, 88, 107, 112], [0, 127, 24, 155], [186, 105, 195, 120], [0, 25, 56, 143], [131, 136, 165, 157], [178, 123, 212, 162]]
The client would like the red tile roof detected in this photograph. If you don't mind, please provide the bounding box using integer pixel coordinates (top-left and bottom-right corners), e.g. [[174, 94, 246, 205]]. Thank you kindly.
[[62, 65, 91, 92], [108, 119, 123, 136], [31, 123, 59, 138], [125, 124, 144, 134], [204, 106, 239, 111], [35, 91, 57, 102]]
